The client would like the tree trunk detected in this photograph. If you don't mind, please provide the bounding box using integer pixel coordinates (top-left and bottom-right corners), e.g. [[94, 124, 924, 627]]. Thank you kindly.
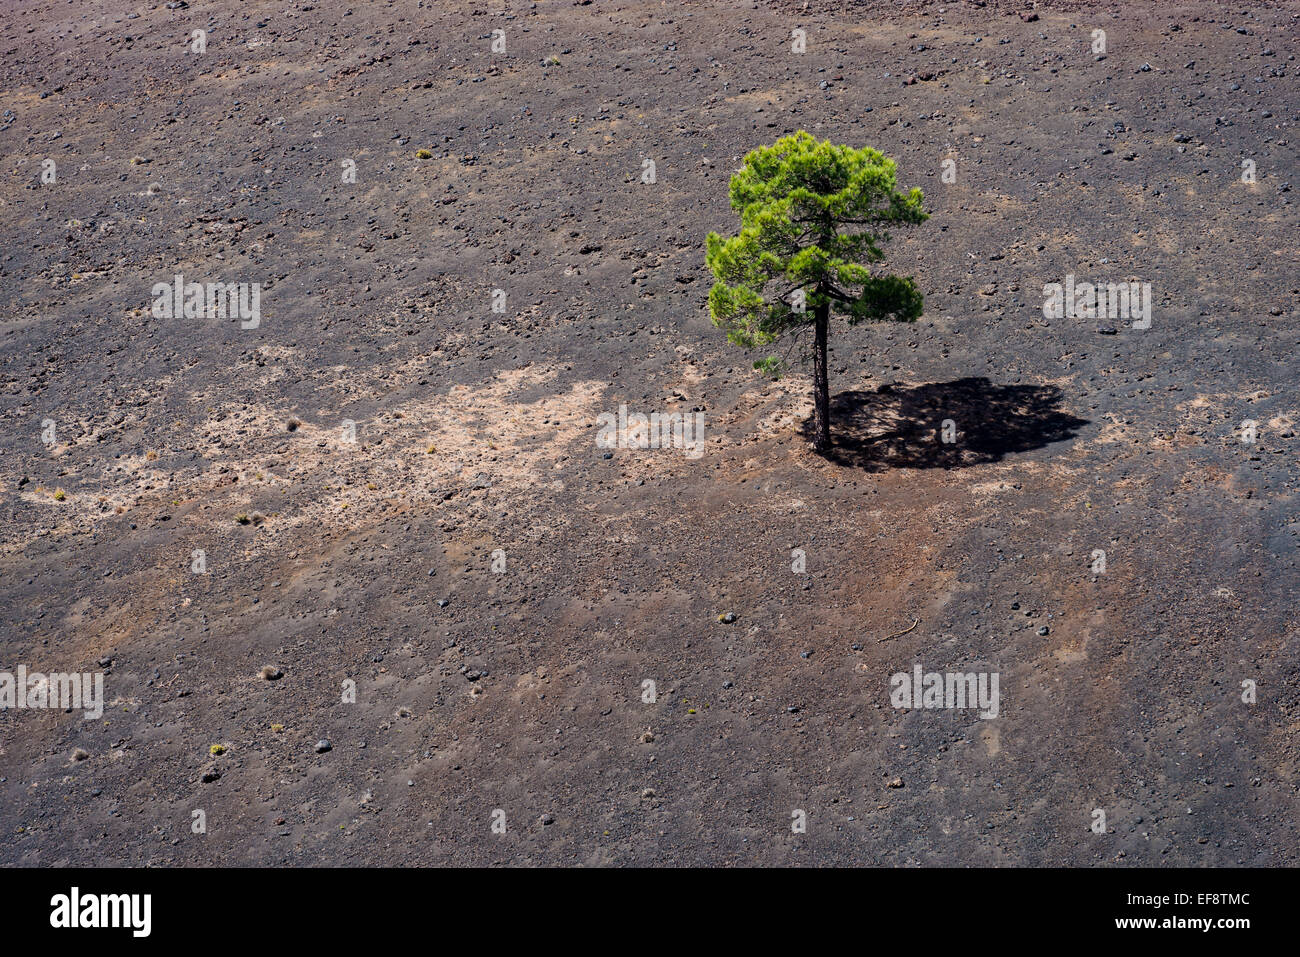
[[812, 298, 831, 453]]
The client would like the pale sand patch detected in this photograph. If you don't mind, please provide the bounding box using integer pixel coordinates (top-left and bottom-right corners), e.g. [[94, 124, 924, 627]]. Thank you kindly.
[[191, 365, 610, 544], [8, 367, 610, 556]]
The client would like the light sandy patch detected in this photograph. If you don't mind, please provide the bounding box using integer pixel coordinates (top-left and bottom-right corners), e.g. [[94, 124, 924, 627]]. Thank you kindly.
[[10, 367, 612, 557], [969, 479, 1020, 495], [200, 365, 609, 545]]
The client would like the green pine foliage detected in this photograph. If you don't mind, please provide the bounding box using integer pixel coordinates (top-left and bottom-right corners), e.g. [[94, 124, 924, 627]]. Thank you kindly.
[[706, 131, 928, 375]]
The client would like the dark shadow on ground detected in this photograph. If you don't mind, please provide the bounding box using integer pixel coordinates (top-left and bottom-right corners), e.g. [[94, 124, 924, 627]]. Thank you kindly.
[[808, 377, 1090, 471]]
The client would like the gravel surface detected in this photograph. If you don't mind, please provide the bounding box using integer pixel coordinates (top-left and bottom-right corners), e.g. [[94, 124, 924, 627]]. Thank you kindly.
[[0, 0, 1296, 866]]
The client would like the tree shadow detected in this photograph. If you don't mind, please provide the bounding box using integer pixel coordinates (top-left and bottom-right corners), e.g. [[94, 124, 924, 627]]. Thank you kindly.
[[809, 377, 1090, 471]]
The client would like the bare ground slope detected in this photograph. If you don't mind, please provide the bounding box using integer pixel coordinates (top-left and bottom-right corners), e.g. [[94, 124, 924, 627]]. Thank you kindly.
[[0, 0, 1297, 865]]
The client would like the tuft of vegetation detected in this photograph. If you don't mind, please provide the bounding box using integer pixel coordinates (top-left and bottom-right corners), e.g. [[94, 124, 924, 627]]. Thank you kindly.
[[209, 744, 226, 756], [415, 149, 433, 159]]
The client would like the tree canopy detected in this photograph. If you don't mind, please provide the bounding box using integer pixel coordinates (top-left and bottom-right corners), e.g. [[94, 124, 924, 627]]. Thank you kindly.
[[706, 131, 928, 378]]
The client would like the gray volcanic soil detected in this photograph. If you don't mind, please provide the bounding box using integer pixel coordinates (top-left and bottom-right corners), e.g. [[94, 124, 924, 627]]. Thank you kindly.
[[1, 0, 1297, 865]]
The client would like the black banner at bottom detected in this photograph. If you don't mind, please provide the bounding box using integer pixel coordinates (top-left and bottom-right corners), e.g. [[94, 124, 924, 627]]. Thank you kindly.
[[0, 866, 1271, 942]]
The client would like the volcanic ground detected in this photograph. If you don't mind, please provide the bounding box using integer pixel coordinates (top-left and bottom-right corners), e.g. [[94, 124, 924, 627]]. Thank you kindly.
[[0, 0, 1297, 866]]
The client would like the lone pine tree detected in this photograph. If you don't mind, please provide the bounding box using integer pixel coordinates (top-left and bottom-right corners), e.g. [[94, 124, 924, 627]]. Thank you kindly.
[[706, 131, 928, 453]]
